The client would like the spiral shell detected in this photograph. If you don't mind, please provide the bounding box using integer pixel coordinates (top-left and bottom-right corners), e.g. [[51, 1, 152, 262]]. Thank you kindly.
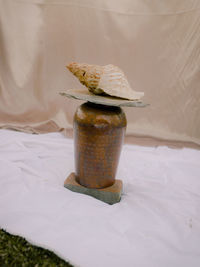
[[67, 62, 144, 100]]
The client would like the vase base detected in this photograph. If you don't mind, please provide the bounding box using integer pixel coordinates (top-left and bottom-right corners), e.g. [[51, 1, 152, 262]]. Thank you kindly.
[[64, 173, 123, 205]]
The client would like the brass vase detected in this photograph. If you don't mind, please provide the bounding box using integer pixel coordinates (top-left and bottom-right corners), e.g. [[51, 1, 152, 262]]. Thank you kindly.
[[74, 102, 127, 189]]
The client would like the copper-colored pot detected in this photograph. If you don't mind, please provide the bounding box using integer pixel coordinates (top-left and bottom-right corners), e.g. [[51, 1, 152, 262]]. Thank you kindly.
[[74, 102, 127, 189]]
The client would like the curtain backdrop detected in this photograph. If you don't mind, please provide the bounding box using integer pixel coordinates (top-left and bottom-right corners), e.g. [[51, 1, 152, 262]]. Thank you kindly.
[[0, 0, 200, 146]]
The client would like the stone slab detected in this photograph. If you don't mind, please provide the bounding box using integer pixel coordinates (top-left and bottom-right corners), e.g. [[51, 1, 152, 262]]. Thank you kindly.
[[64, 173, 123, 205], [60, 89, 148, 107]]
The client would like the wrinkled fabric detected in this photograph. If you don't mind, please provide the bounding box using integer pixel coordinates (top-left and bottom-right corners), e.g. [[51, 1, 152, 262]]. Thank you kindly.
[[0, 0, 200, 145], [0, 129, 200, 267]]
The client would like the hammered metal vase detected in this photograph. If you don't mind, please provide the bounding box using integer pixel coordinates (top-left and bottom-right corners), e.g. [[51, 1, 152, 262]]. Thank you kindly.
[[74, 102, 127, 189]]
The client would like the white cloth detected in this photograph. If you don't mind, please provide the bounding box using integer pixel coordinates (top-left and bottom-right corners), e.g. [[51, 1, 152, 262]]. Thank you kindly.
[[1, 0, 200, 145], [0, 129, 200, 267]]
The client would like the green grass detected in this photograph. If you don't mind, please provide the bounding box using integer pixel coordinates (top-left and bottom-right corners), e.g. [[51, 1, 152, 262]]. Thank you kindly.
[[0, 229, 74, 267]]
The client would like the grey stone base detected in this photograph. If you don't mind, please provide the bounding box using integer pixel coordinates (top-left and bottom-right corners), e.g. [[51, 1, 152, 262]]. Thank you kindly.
[[64, 173, 123, 205]]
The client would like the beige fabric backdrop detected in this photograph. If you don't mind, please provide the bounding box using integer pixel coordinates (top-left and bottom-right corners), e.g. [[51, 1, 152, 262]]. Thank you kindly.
[[0, 0, 200, 146]]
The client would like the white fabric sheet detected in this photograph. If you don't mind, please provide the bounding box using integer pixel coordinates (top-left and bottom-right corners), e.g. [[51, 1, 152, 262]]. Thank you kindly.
[[0, 129, 200, 267], [1, 0, 200, 145]]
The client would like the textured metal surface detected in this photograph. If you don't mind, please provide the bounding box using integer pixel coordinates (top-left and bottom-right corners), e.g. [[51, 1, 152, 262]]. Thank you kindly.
[[74, 102, 127, 189]]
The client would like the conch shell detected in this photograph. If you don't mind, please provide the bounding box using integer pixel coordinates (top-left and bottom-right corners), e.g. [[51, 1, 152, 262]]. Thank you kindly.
[[67, 62, 144, 100]]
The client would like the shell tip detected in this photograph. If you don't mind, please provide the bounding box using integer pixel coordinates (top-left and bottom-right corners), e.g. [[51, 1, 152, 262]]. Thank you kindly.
[[66, 62, 77, 73]]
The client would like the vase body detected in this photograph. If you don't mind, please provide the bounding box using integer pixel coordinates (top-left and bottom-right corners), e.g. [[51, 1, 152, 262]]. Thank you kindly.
[[74, 102, 127, 189]]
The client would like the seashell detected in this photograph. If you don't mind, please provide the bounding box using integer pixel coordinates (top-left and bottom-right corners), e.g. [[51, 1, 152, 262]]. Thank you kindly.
[[66, 62, 144, 100]]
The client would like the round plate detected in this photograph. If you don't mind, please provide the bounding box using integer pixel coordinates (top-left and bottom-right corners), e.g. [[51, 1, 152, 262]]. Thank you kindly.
[[60, 89, 148, 107]]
